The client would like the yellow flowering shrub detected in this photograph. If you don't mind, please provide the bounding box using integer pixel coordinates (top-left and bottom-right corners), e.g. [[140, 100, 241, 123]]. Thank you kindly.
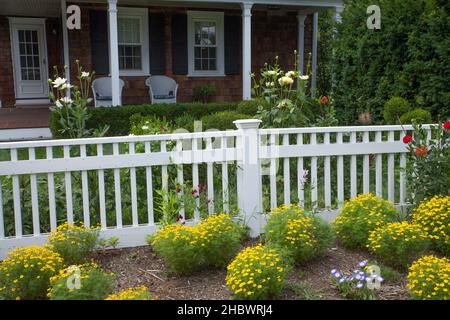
[[0, 246, 63, 300], [48, 263, 114, 300], [411, 195, 450, 256], [407, 255, 450, 300], [368, 222, 430, 269], [105, 286, 152, 300], [333, 193, 400, 248], [264, 205, 334, 263], [226, 244, 291, 300], [148, 213, 245, 274], [47, 222, 100, 265]]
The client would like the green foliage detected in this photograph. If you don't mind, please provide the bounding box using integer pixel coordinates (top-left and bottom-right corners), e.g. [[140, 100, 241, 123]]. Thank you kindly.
[[264, 205, 334, 263], [193, 84, 217, 103], [48, 263, 114, 300], [0, 246, 64, 300], [367, 222, 431, 269], [201, 111, 252, 131], [383, 97, 411, 124], [226, 244, 292, 299], [333, 193, 400, 249], [400, 108, 432, 124], [129, 114, 172, 136], [148, 214, 245, 274], [47, 222, 100, 265], [174, 113, 197, 132], [333, 0, 450, 124], [404, 122, 450, 205], [98, 236, 120, 250], [236, 99, 270, 116], [50, 102, 240, 137]]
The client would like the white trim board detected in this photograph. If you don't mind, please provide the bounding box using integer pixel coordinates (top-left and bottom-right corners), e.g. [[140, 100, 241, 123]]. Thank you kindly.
[[0, 128, 52, 142]]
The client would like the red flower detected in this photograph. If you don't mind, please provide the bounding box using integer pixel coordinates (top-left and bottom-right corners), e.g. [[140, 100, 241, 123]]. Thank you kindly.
[[320, 96, 328, 105], [176, 186, 182, 193], [403, 134, 412, 144], [444, 121, 450, 130], [191, 189, 198, 195], [176, 214, 183, 222], [415, 145, 428, 158]]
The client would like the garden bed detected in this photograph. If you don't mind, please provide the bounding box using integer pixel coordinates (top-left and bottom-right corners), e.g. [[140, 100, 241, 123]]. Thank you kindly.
[[94, 240, 409, 300]]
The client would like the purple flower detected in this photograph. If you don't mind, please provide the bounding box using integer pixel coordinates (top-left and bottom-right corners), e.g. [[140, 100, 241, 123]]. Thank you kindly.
[[356, 282, 364, 289], [358, 260, 367, 268], [339, 277, 346, 284]]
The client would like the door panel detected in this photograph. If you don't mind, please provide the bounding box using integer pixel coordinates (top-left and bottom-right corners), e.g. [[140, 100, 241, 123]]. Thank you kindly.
[[10, 19, 49, 100]]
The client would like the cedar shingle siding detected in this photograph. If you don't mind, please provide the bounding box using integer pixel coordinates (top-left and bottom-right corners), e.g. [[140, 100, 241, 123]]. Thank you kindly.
[[0, 6, 312, 107]]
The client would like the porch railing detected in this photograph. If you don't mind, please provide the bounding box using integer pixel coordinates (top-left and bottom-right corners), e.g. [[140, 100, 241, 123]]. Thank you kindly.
[[0, 120, 429, 259]]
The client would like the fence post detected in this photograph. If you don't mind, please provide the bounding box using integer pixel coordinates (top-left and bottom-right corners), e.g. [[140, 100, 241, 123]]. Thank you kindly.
[[234, 119, 263, 237]]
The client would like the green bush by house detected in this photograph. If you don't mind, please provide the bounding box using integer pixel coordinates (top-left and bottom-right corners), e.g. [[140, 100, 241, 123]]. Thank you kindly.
[[201, 111, 252, 131], [400, 108, 433, 124], [333, 0, 450, 124], [50, 102, 247, 138], [383, 97, 412, 124]]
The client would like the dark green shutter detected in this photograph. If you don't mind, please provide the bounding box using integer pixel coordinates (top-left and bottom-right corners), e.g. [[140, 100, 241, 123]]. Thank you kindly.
[[149, 13, 166, 75], [90, 10, 109, 74], [171, 14, 188, 75], [224, 15, 241, 75]]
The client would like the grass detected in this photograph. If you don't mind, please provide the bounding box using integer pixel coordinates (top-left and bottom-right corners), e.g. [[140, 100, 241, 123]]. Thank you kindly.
[[291, 281, 323, 300]]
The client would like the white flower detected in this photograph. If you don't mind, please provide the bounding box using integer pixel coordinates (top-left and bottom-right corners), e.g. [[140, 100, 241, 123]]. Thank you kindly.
[[81, 71, 90, 78], [55, 100, 63, 108], [59, 97, 73, 104], [299, 75, 309, 81], [278, 76, 294, 86], [142, 125, 149, 130], [286, 71, 296, 78], [61, 83, 73, 90], [52, 77, 67, 88], [266, 70, 278, 76], [265, 82, 275, 87]]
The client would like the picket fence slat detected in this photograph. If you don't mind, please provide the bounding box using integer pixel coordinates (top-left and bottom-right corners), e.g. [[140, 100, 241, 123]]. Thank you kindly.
[[80, 145, 90, 227], [337, 132, 344, 208], [297, 133, 305, 208], [350, 132, 357, 198], [387, 131, 395, 202], [29, 148, 40, 235], [144, 142, 154, 225], [97, 144, 107, 229], [269, 134, 277, 209], [113, 143, 122, 228], [46, 146, 57, 231], [310, 133, 318, 210], [363, 132, 370, 193], [283, 134, 290, 205], [324, 133, 331, 208], [63, 146, 73, 224], [375, 131, 383, 197], [221, 137, 229, 213], [129, 142, 139, 227], [206, 138, 214, 215]]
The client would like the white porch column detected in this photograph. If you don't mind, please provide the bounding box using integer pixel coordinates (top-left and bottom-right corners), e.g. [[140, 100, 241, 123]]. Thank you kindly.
[[311, 12, 318, 97], [108, 0, 121, 106], [241, 2, 253, 100], [297, 14, 307, 77], [61, 0, 70, 98]]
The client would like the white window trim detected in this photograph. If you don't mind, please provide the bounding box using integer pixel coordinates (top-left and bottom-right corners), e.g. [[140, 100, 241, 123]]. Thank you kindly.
[[187, 11, 225, 77], [113, 7, 150, 77]]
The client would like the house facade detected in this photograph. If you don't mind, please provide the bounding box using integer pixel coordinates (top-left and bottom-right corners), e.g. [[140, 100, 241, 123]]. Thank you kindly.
[[0, 0, 344, 108]]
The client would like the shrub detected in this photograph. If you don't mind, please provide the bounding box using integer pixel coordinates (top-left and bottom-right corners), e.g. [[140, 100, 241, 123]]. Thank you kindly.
[[174, 113, 197, 132], [201, 111, 251, 131], [148, 214, 245, 274], [407, 255, 450, 300], [193, 84, 217, 103], [105, 286, 152, 300], [367, 222, 430, 269], [236, 99, 270, 116], [226, 244, 291, 300], [403, 122, 450, 205], [383, 97, 411, 124], [129, 114, 172, 136], [47, 222, 100, 265], [50, 102, 240, 137], [333, 0, 449, 124], [264, 205, 334, 263], [48, 263, 114, 300], [198, 214, 246, 267], [400, 108, 432, 124], [0, 246, 64, 300], [411, 195, 450, 256], [333, 193, 400, 249]]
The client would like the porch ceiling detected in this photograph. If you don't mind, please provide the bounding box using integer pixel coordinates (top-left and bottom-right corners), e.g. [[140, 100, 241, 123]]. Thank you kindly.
[[0, 0, 343, 18]]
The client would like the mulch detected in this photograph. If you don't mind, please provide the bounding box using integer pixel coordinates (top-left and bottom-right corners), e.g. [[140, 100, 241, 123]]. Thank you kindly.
[[94, 240, 410, 300]]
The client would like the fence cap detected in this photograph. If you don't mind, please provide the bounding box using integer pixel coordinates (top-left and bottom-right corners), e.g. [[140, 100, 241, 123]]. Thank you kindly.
[[233, 119, 262, 130]]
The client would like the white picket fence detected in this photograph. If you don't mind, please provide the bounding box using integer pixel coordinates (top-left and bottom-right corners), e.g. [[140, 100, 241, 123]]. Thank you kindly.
[[0, 120, 430, 259]]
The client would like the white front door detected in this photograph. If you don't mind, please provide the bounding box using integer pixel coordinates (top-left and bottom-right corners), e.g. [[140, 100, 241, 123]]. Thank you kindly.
[[9, 18, 49, 102]]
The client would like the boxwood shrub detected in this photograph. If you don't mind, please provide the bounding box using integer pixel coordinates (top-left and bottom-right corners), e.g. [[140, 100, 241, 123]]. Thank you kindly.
[[50, 102, 242, 138]]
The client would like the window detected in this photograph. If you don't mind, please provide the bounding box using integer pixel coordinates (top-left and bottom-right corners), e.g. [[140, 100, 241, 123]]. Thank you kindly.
[[188, 11, 224, 76], [117, 7, 149, 76]]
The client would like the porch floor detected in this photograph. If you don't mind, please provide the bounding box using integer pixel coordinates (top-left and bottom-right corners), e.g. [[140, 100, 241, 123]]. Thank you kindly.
[[0, 107, 51, 129]]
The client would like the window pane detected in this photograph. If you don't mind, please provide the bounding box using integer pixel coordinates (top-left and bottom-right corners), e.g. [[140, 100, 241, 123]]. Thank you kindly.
[[118, 18, 140, 44], [209, 59, 216, 70], [195, 59, 201, 71], [119, 44, 142, 70]]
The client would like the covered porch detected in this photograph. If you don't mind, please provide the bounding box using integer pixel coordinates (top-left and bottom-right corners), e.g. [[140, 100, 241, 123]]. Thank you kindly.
[[0, 0, 344, 110]]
